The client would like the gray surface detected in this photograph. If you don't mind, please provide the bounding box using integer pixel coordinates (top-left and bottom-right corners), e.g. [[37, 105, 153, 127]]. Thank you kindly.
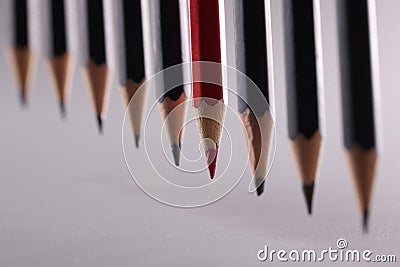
[[0, 0, 399, 266]]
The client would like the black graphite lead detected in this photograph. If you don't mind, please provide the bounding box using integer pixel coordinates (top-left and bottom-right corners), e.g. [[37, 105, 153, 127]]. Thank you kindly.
[[87, 0, 107, 65], [14, 0, 29, 48], [338, 0, 376, 150], [284, 0, 320, 140], [50, 0, 67, 57], [123, 0, 145, 84], [158, 0, 185, 102]]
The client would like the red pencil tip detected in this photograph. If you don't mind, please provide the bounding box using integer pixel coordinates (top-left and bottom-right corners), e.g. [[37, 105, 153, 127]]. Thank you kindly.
[[206, 147, 218, 179]]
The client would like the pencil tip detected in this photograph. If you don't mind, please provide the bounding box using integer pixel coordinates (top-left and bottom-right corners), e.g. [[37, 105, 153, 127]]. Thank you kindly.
[[20, 90, 27, 107], [134, 134, 140, 148], [172, 142, 181, 166], [302, 182, 315, 215], [206, 147, 218, 179], [97, 115, 103, 134], [59, 101, 67, 118], [255, 177, 265, 196], [363, 209, 369, 233]]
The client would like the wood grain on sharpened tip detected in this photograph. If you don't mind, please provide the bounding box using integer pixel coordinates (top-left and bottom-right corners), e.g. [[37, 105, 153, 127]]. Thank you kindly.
[[290, 132, 322, 186], [48, 0, 74, 116], [12, 0, 35, 105], [49, 54, 74, 117], [158, 93, 187, 166], [233, 0, 275, 195], [10, 48, 34, 105], [347, 147, 377, 222], [241, 109, 274, 196], [192, 100, 226, 179], [283, 0, 324, 212], [190, 0, 225, 179], [337, 0, 380, 232], [85, 0, 111, 132], [120, 80, 147, 148], [85, 60, 112, 132], [290, 132, 323, 214]]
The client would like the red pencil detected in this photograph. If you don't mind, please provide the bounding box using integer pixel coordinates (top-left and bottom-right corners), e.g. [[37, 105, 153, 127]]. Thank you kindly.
[[189, 0, 226, 179]]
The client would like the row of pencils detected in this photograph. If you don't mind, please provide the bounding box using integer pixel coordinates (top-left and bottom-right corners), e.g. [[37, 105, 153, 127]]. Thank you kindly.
[[6, 0, 380, 232]]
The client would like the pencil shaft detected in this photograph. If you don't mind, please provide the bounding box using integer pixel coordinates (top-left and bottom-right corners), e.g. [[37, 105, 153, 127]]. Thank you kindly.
[[284, 0, 320, 139], [337, 0, 380, 230], [235, 0, 270, 116], [122, 0, 144, 84], [50, 0, 67, 57], [338, 0, 376, 150], [189, 0, 225, 178], [87, 0, 107, 65], [190, 0, 223, 103], [14, 0, 29, 48], [233, 0, 275, 194], [160, 0, 182, 70], [159, 0, 185, 102]]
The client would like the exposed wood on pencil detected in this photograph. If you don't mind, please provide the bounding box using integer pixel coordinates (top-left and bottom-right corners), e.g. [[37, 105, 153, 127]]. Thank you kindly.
[[283, 0, 324, 212], [11, 0, 35, 105], [10, 48, 34, 105], [193, 101, 226, 179], [347, 146, 377, 232], [84, 0, 112, 132], [48, 54, 74, 116], [158, 92, 188, 166], [290, 131, 323, 214], [141, 0, 189, 164], [120, 79, 147, 148], [114, 0, 147, 145], [190, 0, 225, 178], [85, 60, 112, 132], [290, 132, 323, 186], [233, 0, 275, 194], [337, 0, 380, 231], [47, 0, 75, 116], [241, 108, 274, 196]]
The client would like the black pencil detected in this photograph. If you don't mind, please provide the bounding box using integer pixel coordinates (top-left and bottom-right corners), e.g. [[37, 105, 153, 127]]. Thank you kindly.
[[44, 0, 75, 117], [233, 0, 275, 196], [283, 0, 324, 214], [337, 0, 380, 233], [114, 0, 147, 147], [142, 0, 188, 165], [81, 0, 114, 132], [10, 0, 36, 105]]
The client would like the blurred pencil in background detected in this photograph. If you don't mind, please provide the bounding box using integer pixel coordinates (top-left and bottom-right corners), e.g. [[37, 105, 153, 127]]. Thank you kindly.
[[77, 0, 115, 132], [283, 0, 325, 214], [337, 0, 381, 232], [113, 0, 147, 147], [9, 0, 39, 105], [40, 0, 77, 117]]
